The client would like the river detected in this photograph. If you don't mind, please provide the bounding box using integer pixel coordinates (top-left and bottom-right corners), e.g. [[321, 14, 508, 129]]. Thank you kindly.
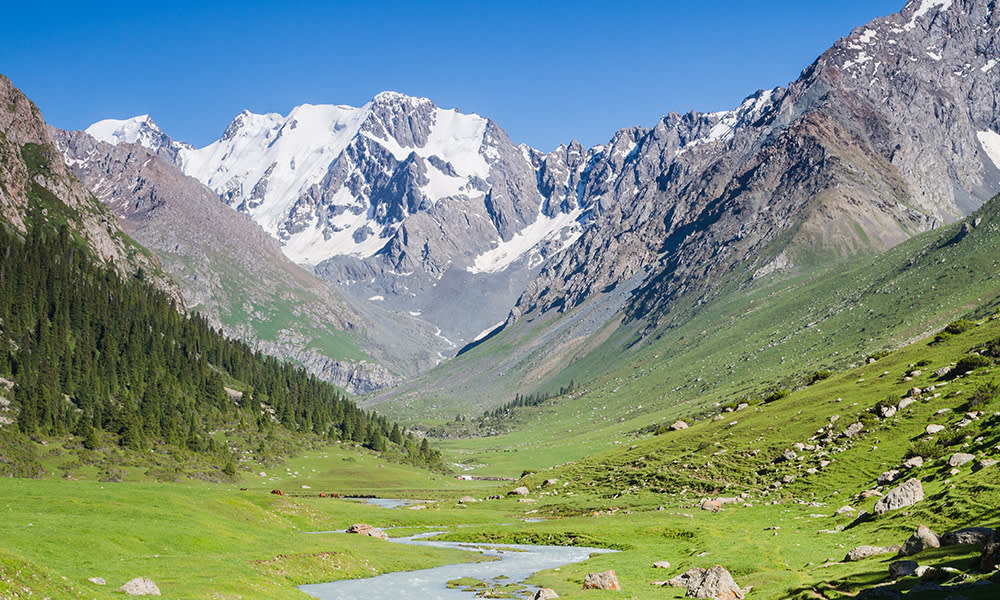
[[298, 531, 614, 599]]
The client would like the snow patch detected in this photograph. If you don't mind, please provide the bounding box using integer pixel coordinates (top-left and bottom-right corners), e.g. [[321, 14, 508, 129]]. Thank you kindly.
[[86, 115, 165, 150], [368, 295, 385, 301], [468, 209, 583, 274], [904, 0, 953, 31], [976, 130, 1000, 169], [926, 51, 942, 61], [981, 59, 998, 73]]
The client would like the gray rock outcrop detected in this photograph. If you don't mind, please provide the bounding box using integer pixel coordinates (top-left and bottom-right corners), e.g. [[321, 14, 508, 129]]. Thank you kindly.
[[845, 545, 902, 561], [873, 479, 924, 515], [118, 577, 161, 596], [899, 525, 940, 556]]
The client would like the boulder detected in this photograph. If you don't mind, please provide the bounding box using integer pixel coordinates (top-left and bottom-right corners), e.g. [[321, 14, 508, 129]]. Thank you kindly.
[[346, 523, 389, 540], [508, 486, 530, 496], [898, 525, 940, 556], [898, 397, 917, 411], [458, 496, 478, 503], [935, 366, 952, 377], [670, 568, 707, 588], [686, 565, 744, 600], [533, 588, 559, 599], [701, 499, 722, 512], [855, 586, 903, 599], [888, 560, 918, 578], [834, 505, 856, 516], [118, 577, 160, 596], [88, 577, 106, 585], [654, 560, 672, 569], [843, 422, 864, 438], [582, 570, 620, 590], [902, 456, 923, 469], [782, 449, 798, 462], [671, 420, 689, 431], [907, 387, 922, 397], [877, 470, 900, 485], [941, 527, 995, 546], [845, 545, 902, 561], [542, 478, 559, 487], [925, 424, 945, 434], [982, 542, 1000, 572], [878, 405, 897, 419], [973, 458, 998, 472], [948, 453, 975, 468], [873, 479, 923, 515]]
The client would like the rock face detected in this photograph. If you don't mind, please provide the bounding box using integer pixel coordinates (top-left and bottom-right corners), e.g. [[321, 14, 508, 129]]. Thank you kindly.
[[899, 525, 940, 556], [346, 523, 389, 541], [668, 566, 744, 600], [582, 570, 621, 590], [941, 527, 995, 546], [873, 479, 924, 515], [118, 577, 160, 596], [533, 588, 559, 600]]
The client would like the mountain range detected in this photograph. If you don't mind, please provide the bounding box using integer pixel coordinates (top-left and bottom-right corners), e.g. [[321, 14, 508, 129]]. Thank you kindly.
[[41, 0, 1000, 408]]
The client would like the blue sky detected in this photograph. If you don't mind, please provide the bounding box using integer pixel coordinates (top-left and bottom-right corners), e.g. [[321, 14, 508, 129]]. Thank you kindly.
[[3, 0, 904, 152]]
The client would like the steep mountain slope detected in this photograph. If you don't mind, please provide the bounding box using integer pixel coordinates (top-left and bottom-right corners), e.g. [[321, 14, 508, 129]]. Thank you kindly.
[[0, 74, 174, 296], [368, 0, 1000, 417], [52, 128, 447, 392]]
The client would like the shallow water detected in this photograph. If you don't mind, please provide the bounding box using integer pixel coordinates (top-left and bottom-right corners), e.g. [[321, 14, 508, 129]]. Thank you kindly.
[[346, 497, 419, 509], [298, 532, 613, 599]]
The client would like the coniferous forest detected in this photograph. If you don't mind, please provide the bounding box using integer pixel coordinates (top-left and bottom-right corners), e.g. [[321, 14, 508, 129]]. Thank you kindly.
[[0, 215, 441, 476]]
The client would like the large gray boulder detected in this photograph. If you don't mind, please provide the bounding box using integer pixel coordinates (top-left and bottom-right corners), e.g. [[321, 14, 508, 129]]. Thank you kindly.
[[532, 588, 559, 600], [873, 479, 923, 515], [941, 527, 995, 546], [898, 525, 940, 556], [845, 545, 902, 561], [118, 577, 160, 596], [948, 453, 975, 468], [686, 565, 745, 600]]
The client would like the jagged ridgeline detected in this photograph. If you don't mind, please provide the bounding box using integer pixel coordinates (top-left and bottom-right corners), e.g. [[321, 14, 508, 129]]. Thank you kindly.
[[0, 215, 440, 477]]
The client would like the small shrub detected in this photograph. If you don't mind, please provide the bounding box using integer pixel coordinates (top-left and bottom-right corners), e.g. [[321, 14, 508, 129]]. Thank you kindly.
[[654, 425, 671, 436], [807, 370, 833, 385], [866, 350, 892, 361], [981, 336, 1000, 358], [963, 381, 998, 411], [943, 319, 975, 335], [763, 389, 790, 404], [954, 354, 992, 374], [906, 439, 946, 460]]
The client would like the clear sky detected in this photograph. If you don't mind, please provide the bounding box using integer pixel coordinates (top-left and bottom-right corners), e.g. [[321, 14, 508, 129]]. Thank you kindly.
[[3, 0, 905, 152]]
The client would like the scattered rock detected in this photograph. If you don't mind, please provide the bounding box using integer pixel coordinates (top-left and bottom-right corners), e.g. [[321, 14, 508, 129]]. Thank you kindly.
[[907, 387, 922, 397], [855, 586, 903, 599], [781, 474, 795, 484], [949, 453, 975, 468], [654, 561, 672, 569], [941, 527, 995, 546], [926, 424, 946, 435], [873, 479, 924, 515], [981, 542, 1000, 572], [686, 565, 744, 600], [542, 478, 559, 487], [889, 560, 918, 578], [118, 577, 160, 596], [459, 496, 478, 503], [88, 577, 106, 585], [583, 570, 620, 591], [845, 545, 902, 561], [899, 525, 940, 556], [834, 505, 856, 516], [877, 470, 900, 485], [843, 422, 864, 438], [671, 420, 689, 431], [935, 366, 952, 377], [533, 588, 559, 599], [973, 459, 998, 472], [509, 486, 530, 496], [736, 403, 749, 411], [701, 499, 722, 512], [902, 456, 924, 469], [898, 397, 917, 411], [878, 405, 897, 419], [346, 523, 389, 540]]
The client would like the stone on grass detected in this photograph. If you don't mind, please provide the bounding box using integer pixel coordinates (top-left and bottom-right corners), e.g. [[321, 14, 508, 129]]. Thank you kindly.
[[935, 366, 952, 377], [948, 453, 975, 468], [981, 542, 1000, 572], [878, 405, 897, 419], [845, 545, 902, 561], [899, 525, 940, 556], [459, 496, 478, 503], [834, 505, 856, 516], [873, 479, 923, 515], [877, 470, 900, 485], [902, 456, 923, 469], [509, 486, 530, 496], [907, 387, 922, 397], [119, 577, 160, 596], [533, 588, 559, 600], [686, 565, 744, 600], [346, 523, 389, 540], [701, 499, 722, 512], [843, 422, 864, 438], [941, 527, 995, 546], [855, 586, 902, 599], [671, 420, 689, 431], [670, 568, 707, 588], [898, 397, 917, 411], [582, 570, 620, 590], [973, 459, 998, 472], [889, 560, 918, 578], [926, 424, 945, 435], [654, 561, 671, 569], [88, 577, 106, 585], [781, 449, 797, 462]]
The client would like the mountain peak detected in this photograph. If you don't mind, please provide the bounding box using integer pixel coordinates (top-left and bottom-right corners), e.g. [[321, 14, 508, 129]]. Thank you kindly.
[[86, 114, 165, 148], [371, 90, 433, 107]]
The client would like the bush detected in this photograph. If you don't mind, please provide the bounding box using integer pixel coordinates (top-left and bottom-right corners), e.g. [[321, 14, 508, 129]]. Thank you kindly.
[[954, 354, 992, 374], [906, 439, 946, 460], [866, 350, 892, 361], [807, 370, 833, 385], [943, 319, 975, 335], [964, 381, 998, 411], [763, 389, 790, 404]]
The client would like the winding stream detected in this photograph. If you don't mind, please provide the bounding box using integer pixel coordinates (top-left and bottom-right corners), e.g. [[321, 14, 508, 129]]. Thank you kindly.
[[298, 532, 614, 600]]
